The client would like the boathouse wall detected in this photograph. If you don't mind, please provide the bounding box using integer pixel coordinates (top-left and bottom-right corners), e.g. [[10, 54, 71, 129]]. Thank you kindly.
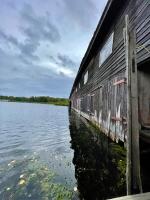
[[70, 0, 150, 143]]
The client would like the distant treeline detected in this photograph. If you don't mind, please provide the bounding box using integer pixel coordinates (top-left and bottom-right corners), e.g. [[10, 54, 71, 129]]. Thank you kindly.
[[0, 95, 69, 106]]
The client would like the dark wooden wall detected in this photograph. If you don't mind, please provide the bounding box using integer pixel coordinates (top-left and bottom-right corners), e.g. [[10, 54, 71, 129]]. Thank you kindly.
[[70, 0, 150, 143]]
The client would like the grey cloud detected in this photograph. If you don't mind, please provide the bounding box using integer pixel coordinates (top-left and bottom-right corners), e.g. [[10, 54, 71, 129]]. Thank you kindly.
[[6, 0, 17, 9], [14, 3, 61, 60], [0, 2, 61, 62], [0, 29, 19, 46], [19, 53, 39, 65], [57, 53, 76, 68], [0, 49, 72, 97], [48, 55, 56, 62], [20, 3, 61, 43], [0, 28, 39, 61], [19, 39, 40, 60], [0, 0, 105, 97], [0, 48, 27, 80], [62, 0, 98, 30]]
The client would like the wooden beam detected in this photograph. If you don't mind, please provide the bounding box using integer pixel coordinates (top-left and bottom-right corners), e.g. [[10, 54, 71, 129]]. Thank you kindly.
[[124, 14, 132, 195], [108, 192, 150, 200], [124, 14, 142, 194], [130, 27, 142, 194]]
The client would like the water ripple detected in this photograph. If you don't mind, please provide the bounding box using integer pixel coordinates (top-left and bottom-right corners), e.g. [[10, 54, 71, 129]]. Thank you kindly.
[[0, 102, 71, 162]]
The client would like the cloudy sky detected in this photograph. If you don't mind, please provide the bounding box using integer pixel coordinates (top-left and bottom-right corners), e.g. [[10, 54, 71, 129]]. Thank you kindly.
[[0, 0, 107, 98]]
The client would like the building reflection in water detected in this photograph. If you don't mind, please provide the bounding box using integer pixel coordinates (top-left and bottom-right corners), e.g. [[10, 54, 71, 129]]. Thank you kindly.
[[69, 110, 126, 200]]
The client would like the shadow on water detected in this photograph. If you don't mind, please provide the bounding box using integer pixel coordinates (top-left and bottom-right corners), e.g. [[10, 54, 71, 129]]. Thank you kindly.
[[140, 141, 150, 193], [69, 110, 126, 200]]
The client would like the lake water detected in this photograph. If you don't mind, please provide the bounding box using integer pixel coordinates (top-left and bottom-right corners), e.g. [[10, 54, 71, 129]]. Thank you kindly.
[[0, 102, 148, 200], [0, 102, 75, 200]]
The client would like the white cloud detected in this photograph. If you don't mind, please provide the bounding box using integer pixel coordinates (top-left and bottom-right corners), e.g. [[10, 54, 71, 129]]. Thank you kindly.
[[37, 61, 75, 78]]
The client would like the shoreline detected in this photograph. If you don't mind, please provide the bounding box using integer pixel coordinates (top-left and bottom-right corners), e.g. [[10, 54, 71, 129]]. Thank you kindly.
[[0, 100, 69, 107]]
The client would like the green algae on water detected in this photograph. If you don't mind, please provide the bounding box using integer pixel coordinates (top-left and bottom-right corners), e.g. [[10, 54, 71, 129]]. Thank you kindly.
[[4, 158, 73, 200]]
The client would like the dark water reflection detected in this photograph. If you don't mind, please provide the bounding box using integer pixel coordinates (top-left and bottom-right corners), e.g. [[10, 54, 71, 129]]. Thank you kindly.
[[2, 102, 148, 199], [69, 110, 126, 200], [140, 141, 150, 193]]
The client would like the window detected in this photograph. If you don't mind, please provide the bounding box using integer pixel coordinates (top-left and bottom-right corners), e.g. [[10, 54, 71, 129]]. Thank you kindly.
[[84, 71, 88, 84], [99, 32, 114, 66], [90, 94, 95, 114]]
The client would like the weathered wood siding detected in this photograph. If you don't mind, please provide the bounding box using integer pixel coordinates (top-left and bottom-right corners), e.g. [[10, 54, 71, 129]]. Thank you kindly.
[[70, 0, 150, 143], [135, 0, 150, 63]]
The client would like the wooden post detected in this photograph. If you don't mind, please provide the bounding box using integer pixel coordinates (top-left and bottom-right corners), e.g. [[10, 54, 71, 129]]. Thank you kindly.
[[124, 15, 142, 194], [124, 15, 132, 195], [130, 27, 142, 194]]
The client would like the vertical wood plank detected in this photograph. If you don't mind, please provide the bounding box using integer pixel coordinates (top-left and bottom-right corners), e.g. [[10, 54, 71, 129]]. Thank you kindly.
[[124, 15, 132, 195], [124, 14, 142, 194], [130, 29, 142, 193]]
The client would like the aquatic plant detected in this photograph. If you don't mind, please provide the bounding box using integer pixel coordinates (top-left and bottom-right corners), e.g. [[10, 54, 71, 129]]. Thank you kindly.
[[4, 158, 73, 200]]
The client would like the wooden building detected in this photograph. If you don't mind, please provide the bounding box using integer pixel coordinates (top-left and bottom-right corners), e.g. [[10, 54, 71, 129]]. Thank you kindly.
[[70, 0, 150, 195]]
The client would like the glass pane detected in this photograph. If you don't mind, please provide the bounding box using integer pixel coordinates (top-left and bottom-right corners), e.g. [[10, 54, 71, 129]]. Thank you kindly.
[[100, 32, 114, 65]]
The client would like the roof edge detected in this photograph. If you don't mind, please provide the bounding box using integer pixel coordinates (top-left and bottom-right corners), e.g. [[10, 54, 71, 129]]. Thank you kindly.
[[69, 0, 114, 98]]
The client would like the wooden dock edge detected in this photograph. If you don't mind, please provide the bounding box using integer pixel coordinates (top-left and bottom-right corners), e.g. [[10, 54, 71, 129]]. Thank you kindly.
[[108, 192, 150, 200]]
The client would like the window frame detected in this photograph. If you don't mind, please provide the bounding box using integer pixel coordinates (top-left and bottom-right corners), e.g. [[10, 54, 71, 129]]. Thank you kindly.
[[99, 32, 114, 67], [84, 70, 88, 84]]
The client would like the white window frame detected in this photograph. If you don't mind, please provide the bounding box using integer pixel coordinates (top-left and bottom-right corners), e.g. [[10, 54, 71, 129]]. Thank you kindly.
[[99, 32, 114, 66], [84, 71, 88, 84]]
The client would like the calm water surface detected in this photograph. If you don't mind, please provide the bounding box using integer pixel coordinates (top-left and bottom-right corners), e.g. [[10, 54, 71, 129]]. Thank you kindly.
[[0, 102, 75, 199], [0, 102, 130, 199]]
